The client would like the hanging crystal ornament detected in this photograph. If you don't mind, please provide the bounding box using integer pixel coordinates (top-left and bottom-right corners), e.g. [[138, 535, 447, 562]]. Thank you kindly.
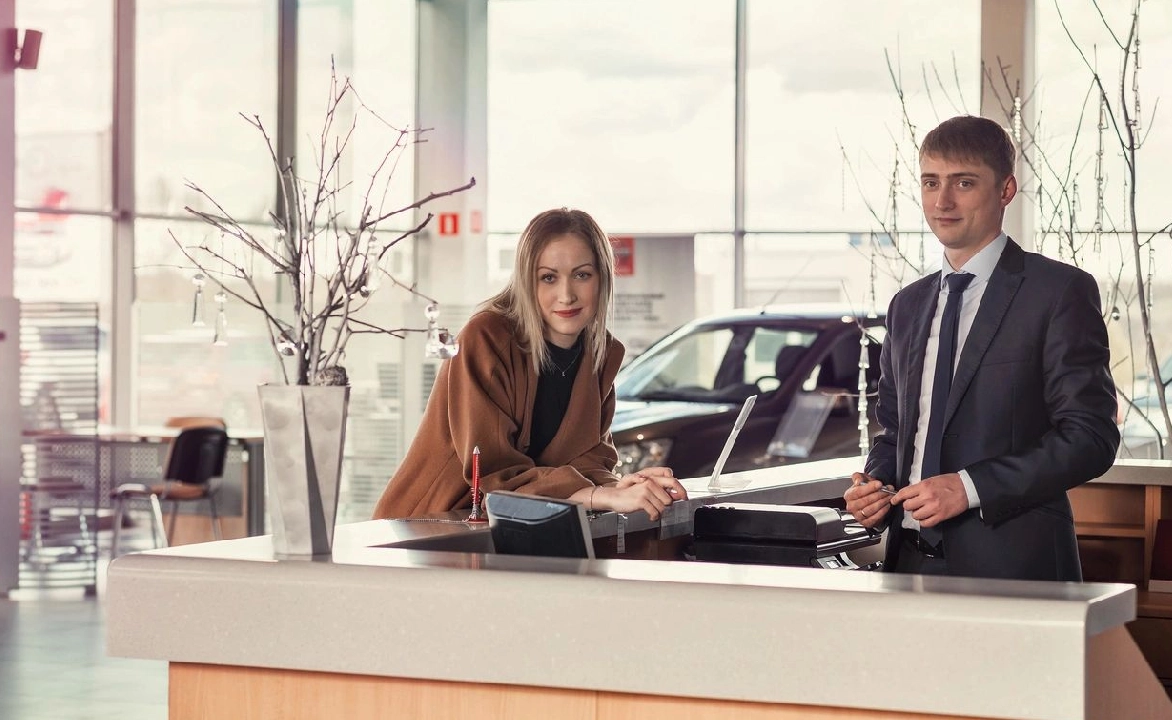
[[866, 252, 879, 319], [276, 333, 297, 357], [191, 273, 207, 327], [272, 226, 287, 273], [1132, 29, 1142, 133], [212, 231, 230, 346], [360, 234, 380, 297], [354, 268, 375, 299], [432, 328, 460, 360], [424, 302, 460, 359], [857, 331, 871, 457], [212, 291, 229, 346]]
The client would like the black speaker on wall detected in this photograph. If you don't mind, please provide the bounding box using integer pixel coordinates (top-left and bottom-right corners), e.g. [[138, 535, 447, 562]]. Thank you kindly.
[[17, 29, 42, 70], [7, 28, 42, 70]]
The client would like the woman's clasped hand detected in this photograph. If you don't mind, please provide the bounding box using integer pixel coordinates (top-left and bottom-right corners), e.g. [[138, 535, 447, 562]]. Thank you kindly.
[[584, 466, 688, 521]]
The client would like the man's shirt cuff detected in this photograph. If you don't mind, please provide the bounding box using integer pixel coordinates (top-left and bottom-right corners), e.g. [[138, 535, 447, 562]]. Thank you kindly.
[[959, 469, 981, 510]]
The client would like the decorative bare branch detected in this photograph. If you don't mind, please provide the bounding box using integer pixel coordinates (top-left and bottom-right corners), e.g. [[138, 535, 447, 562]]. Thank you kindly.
[[173, 63, 473, 385], [983, 0, 1170, 454], [849, 2, 1169, 456]]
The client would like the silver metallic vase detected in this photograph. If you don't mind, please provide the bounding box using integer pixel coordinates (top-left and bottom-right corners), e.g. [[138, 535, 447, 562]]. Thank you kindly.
[[258, 385, 350, 557]]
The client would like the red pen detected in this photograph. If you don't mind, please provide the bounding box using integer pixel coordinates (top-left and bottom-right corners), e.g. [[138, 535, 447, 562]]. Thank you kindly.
[[467, 445, 486, 522]]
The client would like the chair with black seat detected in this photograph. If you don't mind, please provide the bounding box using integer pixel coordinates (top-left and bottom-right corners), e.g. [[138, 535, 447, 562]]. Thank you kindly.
[[110, 425, 229, 557]]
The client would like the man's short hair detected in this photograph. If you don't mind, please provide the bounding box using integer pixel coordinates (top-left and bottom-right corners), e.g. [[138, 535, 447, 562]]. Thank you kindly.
[[920, 115, 1016, 181]]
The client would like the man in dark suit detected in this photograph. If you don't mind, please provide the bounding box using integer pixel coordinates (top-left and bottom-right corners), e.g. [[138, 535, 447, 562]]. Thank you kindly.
[[844, 115, 1119, 581]]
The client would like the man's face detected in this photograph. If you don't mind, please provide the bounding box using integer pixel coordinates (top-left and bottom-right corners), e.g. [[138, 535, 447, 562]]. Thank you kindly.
[[920, 153, 1016, 262]]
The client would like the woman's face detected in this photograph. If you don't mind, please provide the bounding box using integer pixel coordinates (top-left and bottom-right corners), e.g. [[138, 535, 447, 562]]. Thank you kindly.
[[534, 233, 599, 348]]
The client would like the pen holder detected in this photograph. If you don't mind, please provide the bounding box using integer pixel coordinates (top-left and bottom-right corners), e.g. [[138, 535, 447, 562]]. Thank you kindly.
[[466, 447, 487, 523]]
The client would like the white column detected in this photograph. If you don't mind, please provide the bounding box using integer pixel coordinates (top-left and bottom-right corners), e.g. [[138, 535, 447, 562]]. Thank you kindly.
[[401, 0, 487, 449], [0, 297, 16, 596], [1, 0, 21, 595], [981, 0, 1035, 250], [733, 0, 746, 309], [111, 0, 134, 426], [1, 0, 14, 296], [413, 0, 488, 314]]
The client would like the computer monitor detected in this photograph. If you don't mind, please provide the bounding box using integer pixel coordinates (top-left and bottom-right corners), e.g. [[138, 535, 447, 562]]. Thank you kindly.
[[484, 491, 595, 559]]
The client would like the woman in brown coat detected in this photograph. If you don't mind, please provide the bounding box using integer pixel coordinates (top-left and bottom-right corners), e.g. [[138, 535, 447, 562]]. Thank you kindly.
[[372, 208, 686, 520]]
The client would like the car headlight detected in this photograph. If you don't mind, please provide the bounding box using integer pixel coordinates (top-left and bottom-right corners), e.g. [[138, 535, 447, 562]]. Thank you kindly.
[[615, 438, 673, 474]]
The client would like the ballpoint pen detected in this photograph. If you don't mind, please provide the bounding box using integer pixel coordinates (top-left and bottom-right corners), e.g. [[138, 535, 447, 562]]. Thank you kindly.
[[707, 395, 757, 492], [852, 479, 895, 495]]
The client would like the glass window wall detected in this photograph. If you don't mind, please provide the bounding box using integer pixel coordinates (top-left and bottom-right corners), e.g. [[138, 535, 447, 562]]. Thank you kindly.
[[297, 0, 417, 221], [14, 1, 115, 424], [15, 0, 113, 213], [135, 0, 279, 220], [487, 0, 735, 234], [743, 0, 980, 316], [134, 218, 285, 428], [22, 0, 1163, 461], [1034, 1, 1172, 458]]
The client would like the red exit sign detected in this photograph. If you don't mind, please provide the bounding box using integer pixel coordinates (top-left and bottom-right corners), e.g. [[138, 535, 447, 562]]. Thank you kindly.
[[437, 212, 460, 235]]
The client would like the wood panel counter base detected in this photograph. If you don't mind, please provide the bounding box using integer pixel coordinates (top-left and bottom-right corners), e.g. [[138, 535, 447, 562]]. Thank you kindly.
[[170, 626, 1165, 720], [170, 663, 981, 720]]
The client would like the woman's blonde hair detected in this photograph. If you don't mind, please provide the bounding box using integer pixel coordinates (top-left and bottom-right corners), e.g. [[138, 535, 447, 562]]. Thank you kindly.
[[482, 208, 616, 374]]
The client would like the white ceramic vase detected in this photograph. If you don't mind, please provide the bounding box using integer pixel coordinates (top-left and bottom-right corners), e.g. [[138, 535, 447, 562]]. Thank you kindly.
[[258, 384, 350, 557]]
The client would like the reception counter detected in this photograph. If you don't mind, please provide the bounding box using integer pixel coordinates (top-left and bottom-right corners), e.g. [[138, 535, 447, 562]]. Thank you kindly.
[[106, 458, 1172, 720]]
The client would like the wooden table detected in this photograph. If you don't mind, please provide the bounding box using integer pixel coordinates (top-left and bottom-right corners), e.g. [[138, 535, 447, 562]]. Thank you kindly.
[[23, 427, 265, 540]]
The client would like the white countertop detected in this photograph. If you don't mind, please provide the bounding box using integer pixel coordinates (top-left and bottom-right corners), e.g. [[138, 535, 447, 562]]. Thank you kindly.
[[1091, 458, 1172, 485], [106, 457, 1138, 720]]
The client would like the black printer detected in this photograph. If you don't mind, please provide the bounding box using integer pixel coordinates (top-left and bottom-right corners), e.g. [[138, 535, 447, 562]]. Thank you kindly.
[[692, 502, 881, 570]]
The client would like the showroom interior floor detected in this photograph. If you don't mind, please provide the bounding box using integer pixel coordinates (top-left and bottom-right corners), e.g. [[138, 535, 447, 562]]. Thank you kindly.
[[1, 524, 167, 720]]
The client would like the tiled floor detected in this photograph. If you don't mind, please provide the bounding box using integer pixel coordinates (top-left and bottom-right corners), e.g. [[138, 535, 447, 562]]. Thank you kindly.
[[1, 523, 168, 720]]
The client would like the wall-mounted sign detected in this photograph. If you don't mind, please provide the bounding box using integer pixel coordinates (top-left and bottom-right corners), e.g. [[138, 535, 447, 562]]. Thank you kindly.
[[609, 234, 695, 358], [610, 236, 635, 276], [438, 212, 460, 235]]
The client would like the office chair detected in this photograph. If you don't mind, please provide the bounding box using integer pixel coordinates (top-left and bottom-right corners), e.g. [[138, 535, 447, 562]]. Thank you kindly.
[[110, 425, 229, 558]]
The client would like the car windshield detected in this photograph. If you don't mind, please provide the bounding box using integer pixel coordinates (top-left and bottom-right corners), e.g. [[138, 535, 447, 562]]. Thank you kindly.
[[616, 324, 818, 402]]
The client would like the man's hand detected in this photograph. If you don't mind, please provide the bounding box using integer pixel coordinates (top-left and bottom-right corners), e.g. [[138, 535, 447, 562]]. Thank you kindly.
[[892, 473, 968, 528], [844, 472, 894, 530]]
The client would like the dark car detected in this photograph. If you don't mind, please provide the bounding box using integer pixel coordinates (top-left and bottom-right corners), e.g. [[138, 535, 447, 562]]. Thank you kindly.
[[612, 305, 886, 478]]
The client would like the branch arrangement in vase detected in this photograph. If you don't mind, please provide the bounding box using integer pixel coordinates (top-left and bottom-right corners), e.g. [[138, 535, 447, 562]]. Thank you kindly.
[[172, 64, 472, 386], [983, 2, 1172, 453]]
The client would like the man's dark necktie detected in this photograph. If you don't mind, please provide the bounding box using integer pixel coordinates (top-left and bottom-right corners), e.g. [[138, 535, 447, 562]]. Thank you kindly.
[[918, 272, 974, 545]]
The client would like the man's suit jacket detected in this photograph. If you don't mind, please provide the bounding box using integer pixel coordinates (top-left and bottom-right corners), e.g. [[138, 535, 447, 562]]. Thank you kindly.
[[866, 239, 1120, 581]]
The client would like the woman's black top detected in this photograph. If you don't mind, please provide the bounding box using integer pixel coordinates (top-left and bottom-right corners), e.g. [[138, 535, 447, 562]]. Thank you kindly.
[[527, 335, 585, 461]]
